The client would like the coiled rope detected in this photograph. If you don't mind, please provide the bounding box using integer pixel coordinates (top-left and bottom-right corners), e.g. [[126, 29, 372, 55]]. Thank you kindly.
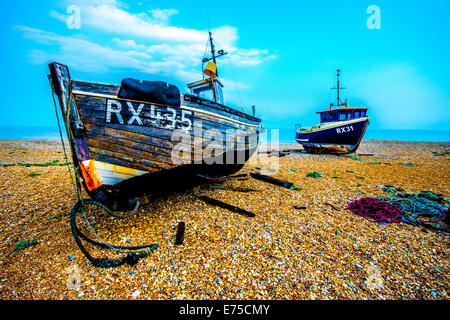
[[346, 197, 406, 223], [346, 197, 450, 233], [70, 200, 158, 268]]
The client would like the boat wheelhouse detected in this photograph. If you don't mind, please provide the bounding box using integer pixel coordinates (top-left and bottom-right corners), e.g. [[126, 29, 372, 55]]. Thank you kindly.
[[187, 78, 224, 104], [318, 106, 368, 124]]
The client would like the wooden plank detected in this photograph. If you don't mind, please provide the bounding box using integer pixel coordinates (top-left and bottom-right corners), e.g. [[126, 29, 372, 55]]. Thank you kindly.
[[86, 129, 174, 158], [85, 126, 257, 172], [84, 123, 246, 156], [81, 115, 257, 148], [198, 196, 256, 217], [89, 137, 256, 174], [85, 124, 173, 152], [86, 127, 239, 161], [72, 80, 119, 95], [89, 147, 174, 172], [86, 138, 175, 167], [250, 173, 294, 189], [175, 222, 185, 245], [183, 94, 260, 123]]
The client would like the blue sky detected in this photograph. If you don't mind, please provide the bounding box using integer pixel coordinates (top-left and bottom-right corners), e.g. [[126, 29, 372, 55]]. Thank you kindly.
[[2, 0, 449, 130]]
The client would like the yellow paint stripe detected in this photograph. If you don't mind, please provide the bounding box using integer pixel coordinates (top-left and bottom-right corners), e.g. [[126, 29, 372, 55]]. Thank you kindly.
[[92, 160, 148, 177], [82, 160, 148, 185]]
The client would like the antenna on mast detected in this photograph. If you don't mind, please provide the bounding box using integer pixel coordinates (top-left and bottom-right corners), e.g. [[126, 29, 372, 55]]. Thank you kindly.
[[331, 69, 346, 108]]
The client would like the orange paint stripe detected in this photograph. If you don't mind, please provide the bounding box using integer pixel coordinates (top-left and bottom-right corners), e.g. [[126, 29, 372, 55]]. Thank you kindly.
[[79, 160, 103, 191], [316, 107, 368, 114]]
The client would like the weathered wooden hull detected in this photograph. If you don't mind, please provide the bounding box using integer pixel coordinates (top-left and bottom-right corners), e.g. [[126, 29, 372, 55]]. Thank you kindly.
[[295, 118, 369, 154], [49, 62, 262, 210]]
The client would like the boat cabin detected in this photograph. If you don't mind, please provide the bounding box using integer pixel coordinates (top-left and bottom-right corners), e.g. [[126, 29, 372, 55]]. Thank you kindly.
[[317, 107, 368, 124], [187, 78, 224, 104]]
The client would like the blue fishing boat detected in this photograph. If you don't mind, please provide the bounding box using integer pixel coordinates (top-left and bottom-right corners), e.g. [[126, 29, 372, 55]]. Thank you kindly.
[[295, 69, 369, 154]]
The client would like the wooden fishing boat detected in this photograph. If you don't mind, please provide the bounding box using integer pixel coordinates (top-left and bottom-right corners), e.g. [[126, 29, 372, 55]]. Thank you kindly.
[[48, 32, 262, 210], [295, 69, 369, 154]]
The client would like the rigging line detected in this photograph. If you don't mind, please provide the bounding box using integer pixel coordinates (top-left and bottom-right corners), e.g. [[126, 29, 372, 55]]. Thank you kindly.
[[227, 55, 246, 113], [205, 0, 211, 33], [201, 36, 210, 78], [214, 38, 246, 113], [51, 91, 78, 199]]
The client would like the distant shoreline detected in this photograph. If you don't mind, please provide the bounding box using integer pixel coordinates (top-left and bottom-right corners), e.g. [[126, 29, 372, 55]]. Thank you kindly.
[[0, 139, 449, 145], [0, 127, 449, 143]]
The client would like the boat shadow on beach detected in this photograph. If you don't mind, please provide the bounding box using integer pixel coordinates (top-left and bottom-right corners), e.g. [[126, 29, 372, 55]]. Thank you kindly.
[[104, 163, 243, 209]]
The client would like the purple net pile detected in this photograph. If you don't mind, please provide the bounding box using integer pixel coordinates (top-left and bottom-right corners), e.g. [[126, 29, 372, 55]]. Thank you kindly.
[[346, 197, 407, 223]]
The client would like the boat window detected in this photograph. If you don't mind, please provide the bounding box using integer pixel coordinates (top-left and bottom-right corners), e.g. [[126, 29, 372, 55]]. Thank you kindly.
[[329, 111, 337, 121], [321, 111, 338, 123], [349, 111, 356, 119], [191, 83, 215, 101], [338, 111, 347, 121], [215, 84, 224, 105], [190, 80, 224, 104], [354, 110, 360, 118], [360, 109, 366, 117]]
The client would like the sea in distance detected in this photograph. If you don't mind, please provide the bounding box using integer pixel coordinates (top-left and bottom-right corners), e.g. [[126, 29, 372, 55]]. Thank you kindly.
[[0, 126, 449, 143]]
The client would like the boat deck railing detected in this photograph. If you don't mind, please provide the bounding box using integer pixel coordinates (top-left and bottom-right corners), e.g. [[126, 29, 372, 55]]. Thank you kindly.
[[295, 123, 313, 132]]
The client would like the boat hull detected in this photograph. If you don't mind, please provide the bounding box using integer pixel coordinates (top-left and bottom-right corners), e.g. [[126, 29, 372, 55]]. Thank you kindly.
[[49, 62, 261, 210], [296, 118, 369, 154]]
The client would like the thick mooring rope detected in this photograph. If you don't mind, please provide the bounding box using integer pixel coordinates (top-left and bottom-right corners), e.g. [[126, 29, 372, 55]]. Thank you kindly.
[[350, 152, 381, 164], [70, 200, 158, 268]]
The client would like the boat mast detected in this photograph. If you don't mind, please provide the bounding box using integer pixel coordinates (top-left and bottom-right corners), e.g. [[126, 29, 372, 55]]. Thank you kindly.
[[203, 32, 227, 78], [331, 69, 346, 108], [209, 32, 216, 65], [336, 69, 340, 106]]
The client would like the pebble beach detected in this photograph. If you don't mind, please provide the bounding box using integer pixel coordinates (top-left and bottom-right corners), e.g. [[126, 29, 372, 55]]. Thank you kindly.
[[0, 139, 449, 300]]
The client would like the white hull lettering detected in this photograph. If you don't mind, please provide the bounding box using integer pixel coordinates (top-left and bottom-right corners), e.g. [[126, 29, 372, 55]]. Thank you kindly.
[[336, 125, 354, 134], [106, 99, 193, 131], [106, 99, 124, 124], [126, 102, 144, 125]]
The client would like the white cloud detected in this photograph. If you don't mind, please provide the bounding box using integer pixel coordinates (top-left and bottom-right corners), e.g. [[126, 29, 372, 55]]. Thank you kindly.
[[50, 0, 273, 61], [18, 0, 275, 101], [75, 3, 205, 43], [150, 8, 178, 24], [15, 25, 251, 93], [16, 25, 177, 75], [49, 10, 67, 23]]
